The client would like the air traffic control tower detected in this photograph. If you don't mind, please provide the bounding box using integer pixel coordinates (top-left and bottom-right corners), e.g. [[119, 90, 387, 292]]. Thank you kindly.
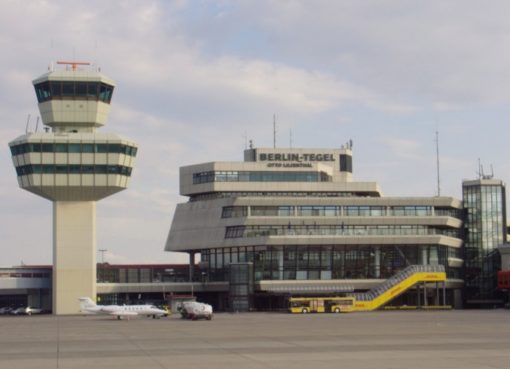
[[8, 61, 138, 314]]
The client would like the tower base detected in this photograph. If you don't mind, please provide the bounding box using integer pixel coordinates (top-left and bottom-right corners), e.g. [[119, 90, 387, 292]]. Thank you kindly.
[[53, 201, 96, 315]]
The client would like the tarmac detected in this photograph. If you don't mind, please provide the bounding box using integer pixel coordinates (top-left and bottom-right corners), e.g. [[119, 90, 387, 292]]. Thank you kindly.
[[1, 310, 510, 369]]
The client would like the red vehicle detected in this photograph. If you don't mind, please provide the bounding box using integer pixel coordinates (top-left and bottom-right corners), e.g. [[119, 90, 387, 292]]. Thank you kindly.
[[498, 271, 510, 290]]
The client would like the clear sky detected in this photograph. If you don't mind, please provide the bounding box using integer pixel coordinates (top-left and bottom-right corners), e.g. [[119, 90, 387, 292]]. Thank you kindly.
[[1, 0, 508, 266]]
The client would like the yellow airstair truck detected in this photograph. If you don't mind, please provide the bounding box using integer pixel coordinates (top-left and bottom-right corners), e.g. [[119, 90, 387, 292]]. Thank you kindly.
[[352, 265, 447, 311]]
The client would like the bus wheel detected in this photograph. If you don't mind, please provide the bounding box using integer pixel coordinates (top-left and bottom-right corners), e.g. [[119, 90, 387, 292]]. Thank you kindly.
[[302, 308, 309, 314], [334, 308, 341, 313]]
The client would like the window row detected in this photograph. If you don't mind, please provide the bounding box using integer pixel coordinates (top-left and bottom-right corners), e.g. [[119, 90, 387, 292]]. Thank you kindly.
[[15, 164, 133, 177], [10, 142, 137, 157], [221, 205, 462, 219], [192, 170, 331, 184], [34, 81, 114, 103], [97, 267, 189, 283], [224, 224, 461, 239], [200, 245, 457, 281], [191, 191, 358, 202]]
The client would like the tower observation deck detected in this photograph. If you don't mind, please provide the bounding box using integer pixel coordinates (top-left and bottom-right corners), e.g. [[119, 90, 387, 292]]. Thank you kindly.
[[8, 62, 138, 314]]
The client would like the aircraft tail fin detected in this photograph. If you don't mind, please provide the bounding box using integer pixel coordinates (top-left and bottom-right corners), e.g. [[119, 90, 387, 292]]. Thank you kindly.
[[78, 297, 97, 310]]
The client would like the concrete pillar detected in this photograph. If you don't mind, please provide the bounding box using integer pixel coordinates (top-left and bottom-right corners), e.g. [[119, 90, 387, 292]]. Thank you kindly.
[[189, 252, 195, 282], [453, 288, 463, 309], [53, 201, 96, 315], [278, 249, 284, 280], [421, 246, 428, 265], [374, 247, 381, 278]]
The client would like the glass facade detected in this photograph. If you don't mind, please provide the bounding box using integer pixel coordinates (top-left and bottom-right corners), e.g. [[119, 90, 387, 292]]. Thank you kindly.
[[34, 81, 114, 103], [15, 164, 133, 177], [220, 205, 462, 219], [192, 171, 331, 184], [97, 265, 189, 283], [201, 245, 458, 282], [190, 192, 362, 202], [463, 181, 507, 304], [10, 142, 137, 157], [224, 224, 461, 239]]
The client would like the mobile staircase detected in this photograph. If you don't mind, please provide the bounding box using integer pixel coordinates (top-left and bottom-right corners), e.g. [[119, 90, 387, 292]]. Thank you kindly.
[[352, 265, 447, 311]]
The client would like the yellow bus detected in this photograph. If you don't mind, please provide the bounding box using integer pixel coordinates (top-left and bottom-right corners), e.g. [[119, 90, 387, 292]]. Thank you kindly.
[[288, 297, 356, 314]]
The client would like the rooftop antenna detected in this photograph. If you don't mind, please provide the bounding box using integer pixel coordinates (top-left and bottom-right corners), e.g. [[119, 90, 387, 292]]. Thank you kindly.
[[93, 39, 98, 70], [249, 139, 254, 149], [49, 39, 54, 72], [35, 116, 40, 132], [273, 114, 277, 148], [25, 114, 31, 133], [57, 61, 90, 71], [289, 128, 293, 148], [435, 130, 441, 196], [477, 158, 482, 179], [243, 130, 248, 150]]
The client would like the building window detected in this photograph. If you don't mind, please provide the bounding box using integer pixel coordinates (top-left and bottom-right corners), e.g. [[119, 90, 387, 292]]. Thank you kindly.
[[34, 81, 114, 104], [192, 170, 331, 184], [9, 142, 138, 157], [221, 206, 248, 218], [14, 164, 133, 177]]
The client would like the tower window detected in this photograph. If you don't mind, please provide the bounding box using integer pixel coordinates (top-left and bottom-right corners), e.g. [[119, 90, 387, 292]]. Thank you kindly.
[[33, 81, 114, 104]]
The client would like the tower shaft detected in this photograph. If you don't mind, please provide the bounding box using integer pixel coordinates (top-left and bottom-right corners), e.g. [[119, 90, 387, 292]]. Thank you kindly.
[[53, 201, 96, 314]]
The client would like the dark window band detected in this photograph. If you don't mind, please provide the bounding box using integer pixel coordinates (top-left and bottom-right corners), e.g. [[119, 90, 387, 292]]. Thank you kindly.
[[15, 164, 133, 177], [10, 143, 137, 157], [193, 170, 331, 184], [224, 224, 461, 239], [34, 81, 114, 103]]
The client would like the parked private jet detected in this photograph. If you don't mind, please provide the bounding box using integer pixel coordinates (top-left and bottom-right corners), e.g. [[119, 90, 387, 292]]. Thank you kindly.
[[79, 297, 168, 320]]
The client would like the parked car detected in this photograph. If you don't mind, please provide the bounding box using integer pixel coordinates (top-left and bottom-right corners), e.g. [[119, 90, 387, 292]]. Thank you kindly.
[[0, 307, 13, 315], [10, 306, 43, 315], [10, 307, 28, 315]]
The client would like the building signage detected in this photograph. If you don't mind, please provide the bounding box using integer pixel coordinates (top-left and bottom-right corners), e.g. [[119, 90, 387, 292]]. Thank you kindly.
[[259, 153, 335, 162]]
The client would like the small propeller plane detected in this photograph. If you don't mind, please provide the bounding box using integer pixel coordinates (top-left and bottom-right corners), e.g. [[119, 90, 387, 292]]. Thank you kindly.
[[79, 297, 168, 320]]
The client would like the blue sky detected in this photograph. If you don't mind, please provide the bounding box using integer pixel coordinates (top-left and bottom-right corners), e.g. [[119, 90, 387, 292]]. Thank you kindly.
[[0, 0, 508, 266]]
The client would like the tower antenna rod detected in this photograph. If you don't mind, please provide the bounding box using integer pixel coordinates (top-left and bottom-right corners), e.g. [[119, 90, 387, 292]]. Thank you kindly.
[[25, 114, 31, 133], [273, 114, 277, 149], [435, 129, 441, 197]]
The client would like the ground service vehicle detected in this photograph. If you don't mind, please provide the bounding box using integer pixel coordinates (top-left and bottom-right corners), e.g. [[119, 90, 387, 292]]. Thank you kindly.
[[288, 297, 355, 313], [178, 301, 213, 320]]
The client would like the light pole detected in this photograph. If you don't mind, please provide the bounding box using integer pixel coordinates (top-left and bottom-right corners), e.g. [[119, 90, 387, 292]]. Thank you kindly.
[[98, 249, 107, 264]]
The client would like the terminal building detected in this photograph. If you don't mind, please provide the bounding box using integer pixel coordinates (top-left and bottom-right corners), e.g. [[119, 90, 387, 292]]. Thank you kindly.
[[165, 146, 469, 310], [3, 63, 507, 313]]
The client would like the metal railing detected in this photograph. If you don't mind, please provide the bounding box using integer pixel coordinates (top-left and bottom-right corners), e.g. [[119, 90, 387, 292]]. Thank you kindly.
[[351, 265, 445, 301]]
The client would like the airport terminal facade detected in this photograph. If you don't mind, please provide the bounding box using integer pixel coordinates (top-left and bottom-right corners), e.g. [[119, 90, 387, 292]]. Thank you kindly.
[[165, 146, 475, 309]]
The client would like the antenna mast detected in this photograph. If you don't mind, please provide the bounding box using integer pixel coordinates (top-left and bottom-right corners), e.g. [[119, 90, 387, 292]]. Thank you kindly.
[[273, 114, 277, 148], [435, 130, 441, 196], [25, 114, 31, 133]]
